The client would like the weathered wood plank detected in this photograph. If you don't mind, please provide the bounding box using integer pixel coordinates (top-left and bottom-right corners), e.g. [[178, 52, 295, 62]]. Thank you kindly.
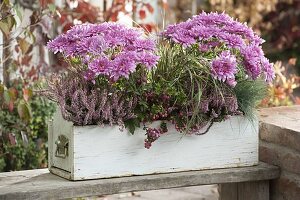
[[218, 183, 238, 200], [238, 181, 269, 200], [0, 162, 279, 200], [219, 181, 269, 200]]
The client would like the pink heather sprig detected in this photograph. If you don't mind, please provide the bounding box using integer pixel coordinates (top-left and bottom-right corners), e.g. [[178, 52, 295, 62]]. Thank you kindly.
[[172, 87, 240, 134], [47, 22, 159, 81], [144, 122, 168, 149], [144, 128, 162, 149], [44, 75, 137, 126], [163, 12, 275, 85]]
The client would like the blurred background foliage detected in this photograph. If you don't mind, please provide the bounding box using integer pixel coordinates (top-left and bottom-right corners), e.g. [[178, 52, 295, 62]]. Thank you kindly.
[[0, 0, 299, 172]]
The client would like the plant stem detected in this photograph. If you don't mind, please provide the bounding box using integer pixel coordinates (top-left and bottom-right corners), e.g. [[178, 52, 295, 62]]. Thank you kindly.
[[1, 2, 12, 87]]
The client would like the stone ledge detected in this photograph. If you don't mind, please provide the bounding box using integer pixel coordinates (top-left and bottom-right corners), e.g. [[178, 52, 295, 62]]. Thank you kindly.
[[260, 122, 300, 152], [260, 141, 300, 174], [259, 106, 300, 133], [259, 106, 300, 200]]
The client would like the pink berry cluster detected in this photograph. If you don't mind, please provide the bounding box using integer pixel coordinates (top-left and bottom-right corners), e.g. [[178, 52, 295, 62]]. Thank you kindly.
[[144, 123, 168, 149]]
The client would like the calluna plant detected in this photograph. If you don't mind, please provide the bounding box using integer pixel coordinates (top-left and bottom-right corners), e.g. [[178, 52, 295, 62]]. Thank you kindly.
[[45, 13, 274, 149], [46, 74, 137, 127]]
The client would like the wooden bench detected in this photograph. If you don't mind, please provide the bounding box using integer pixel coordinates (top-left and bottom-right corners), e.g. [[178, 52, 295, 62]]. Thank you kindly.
[[0, 162, 279, 200]]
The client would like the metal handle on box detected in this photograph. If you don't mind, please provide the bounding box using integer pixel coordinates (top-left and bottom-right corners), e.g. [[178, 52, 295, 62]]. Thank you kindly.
[[55, 135, 69, 158]]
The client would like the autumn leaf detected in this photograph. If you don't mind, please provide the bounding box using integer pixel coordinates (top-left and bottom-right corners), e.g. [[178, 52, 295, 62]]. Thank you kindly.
[[143, 23, 153, 33], [139, 9, 146, 20], [17, 37, 31, 55], [145, 3, 154, 14], [3, 88, 18, 112], [8, 87, 18, 101], [22, 88, 33, 102], [39, 0, 53, 8], [27, 67, 37, 78], [21, 55, 33, 65], [110, 12, 119, 22], [8, 101, 14, 112]]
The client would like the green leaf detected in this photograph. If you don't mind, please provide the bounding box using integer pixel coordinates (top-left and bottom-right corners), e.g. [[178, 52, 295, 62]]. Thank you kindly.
[[0, 157, 6, 172], [17, 100, 31, 124], [124, 118, 140, 135], [3, 0, 10, 5], [47, 4, 56, 13], [25, 29, 36, 43], [13, 4, 23, 21], [3, 90, 10, 104], [6, 14, 16, 30], [0, 21, 9, 36], [71, 57, 80, 64]]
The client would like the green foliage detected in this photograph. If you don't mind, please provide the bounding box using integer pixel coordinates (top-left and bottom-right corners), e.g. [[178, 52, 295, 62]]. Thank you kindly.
[[0, 81, 55, 172], [30, 97, 56, 139], [234, 79, 267, 121], [151, 42, 207, 129], [124, 118, 141, 134], [0, 157, 5, 171], [149, 42, 226, 131], [107, 40, 269, 136]]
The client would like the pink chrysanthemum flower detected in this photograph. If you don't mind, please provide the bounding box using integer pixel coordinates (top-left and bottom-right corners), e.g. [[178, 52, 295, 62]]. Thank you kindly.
[[163, 11, 275, 83], [211, 51, 237, 86], [47, 22, 159, 81]]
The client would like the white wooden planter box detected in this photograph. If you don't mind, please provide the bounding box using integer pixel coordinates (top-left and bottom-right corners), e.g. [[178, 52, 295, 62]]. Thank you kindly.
[[48, 111, 258, 180]]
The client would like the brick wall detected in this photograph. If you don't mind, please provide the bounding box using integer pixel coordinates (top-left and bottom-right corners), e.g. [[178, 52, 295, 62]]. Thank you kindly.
[[259, 106, 300, 200]]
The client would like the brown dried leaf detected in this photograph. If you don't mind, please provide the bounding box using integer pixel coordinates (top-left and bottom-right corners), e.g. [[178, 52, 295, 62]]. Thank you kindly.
[[17, 38, 31, 55]]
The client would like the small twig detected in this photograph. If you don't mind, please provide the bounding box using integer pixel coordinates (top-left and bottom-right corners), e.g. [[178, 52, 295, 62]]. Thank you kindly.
[[195, 120, 214, 135], [0, 51, 12, 65], [0, 13, 15, 21]]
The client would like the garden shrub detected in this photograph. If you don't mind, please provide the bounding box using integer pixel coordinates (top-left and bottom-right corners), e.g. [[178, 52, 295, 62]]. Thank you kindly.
[[0, 81, 55, 172]]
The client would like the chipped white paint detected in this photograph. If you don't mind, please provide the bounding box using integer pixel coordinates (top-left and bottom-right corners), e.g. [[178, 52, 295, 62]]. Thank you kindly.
[[48, 111, 258, 180]]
